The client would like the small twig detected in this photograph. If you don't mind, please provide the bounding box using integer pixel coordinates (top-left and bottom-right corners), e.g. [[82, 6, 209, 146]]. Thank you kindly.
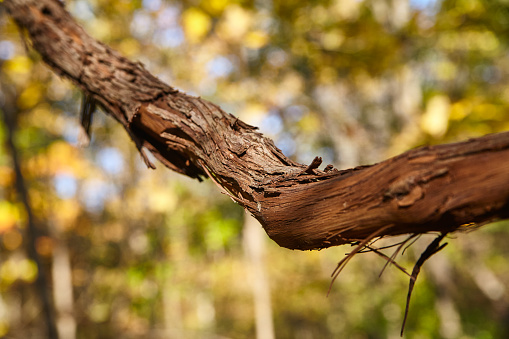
[[328, 225, 390, 296], [402, 234, 422, 256], [378, 234, 418, 277], [363, 246, 411, 278], [400, 233, 448, 336], [358, 236, 413, 253]]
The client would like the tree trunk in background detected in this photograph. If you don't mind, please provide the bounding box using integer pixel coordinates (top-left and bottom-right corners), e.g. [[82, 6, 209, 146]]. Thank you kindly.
[[1, 77, 59, 339], [243, 215, 275, 339], [163, 218, 187, 338], [4, 0, 509, 252], [51, 236, 76, 339]]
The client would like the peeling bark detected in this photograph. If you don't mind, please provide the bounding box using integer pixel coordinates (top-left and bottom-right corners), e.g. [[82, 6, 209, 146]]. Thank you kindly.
[[5, 0, 509, 251]]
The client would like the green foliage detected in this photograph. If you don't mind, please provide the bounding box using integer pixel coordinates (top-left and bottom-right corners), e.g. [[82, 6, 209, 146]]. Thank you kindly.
[[1, 0, 509, 338]]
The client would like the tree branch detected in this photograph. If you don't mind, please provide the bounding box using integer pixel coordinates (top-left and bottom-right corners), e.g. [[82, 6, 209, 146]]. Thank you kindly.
[[5, 0, 509, 251]]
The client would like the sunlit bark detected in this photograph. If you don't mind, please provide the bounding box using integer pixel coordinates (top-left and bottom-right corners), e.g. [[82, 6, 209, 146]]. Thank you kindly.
[[4, 0, 509, 251]]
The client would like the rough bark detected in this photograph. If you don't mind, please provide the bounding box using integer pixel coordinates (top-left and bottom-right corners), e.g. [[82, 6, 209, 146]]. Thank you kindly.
[[5, 0, 509, 251]]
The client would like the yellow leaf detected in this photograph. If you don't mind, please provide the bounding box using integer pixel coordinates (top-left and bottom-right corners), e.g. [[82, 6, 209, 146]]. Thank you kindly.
[[240, 103, 267, 126], [89, 18, 112, 41], [450, 101, 470, 121], [321, 29, 345, 51], [118, 38, 140, 57], [3, 55, 32, 75], [434, 60, 457, 81], [0, 202, 18, 233], [280, 72, 304, 95], [148, 189, 178, 213], [471, 103, 504, 121], [17, 83, 43, 109], [217, 5, 251, 42], [3, 229, 22, 251], [182, 7, 211, 43], [202, 0, 229, 15], [297, 113, 320, 132], [0, 259, 18, 284], [54, 199, 81, 230], [244, 31, 269, 49], [421, 95, 450, 137], [19, 259, 37, 283], [27, 104, 65, 135]]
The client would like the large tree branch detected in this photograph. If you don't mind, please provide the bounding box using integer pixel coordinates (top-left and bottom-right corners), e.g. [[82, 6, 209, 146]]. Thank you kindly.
[[5, 0, 509, 251]]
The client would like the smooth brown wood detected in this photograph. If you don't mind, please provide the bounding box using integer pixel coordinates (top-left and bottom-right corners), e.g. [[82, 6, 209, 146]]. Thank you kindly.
[[5, 0, 509, 251]]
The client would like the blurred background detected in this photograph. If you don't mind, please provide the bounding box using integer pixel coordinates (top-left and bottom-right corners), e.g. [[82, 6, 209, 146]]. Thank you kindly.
[[1, 0, 509, 338]]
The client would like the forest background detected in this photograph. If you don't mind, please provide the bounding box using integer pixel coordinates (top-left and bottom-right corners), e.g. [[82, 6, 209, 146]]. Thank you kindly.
[[1, 0, 509, 338]]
